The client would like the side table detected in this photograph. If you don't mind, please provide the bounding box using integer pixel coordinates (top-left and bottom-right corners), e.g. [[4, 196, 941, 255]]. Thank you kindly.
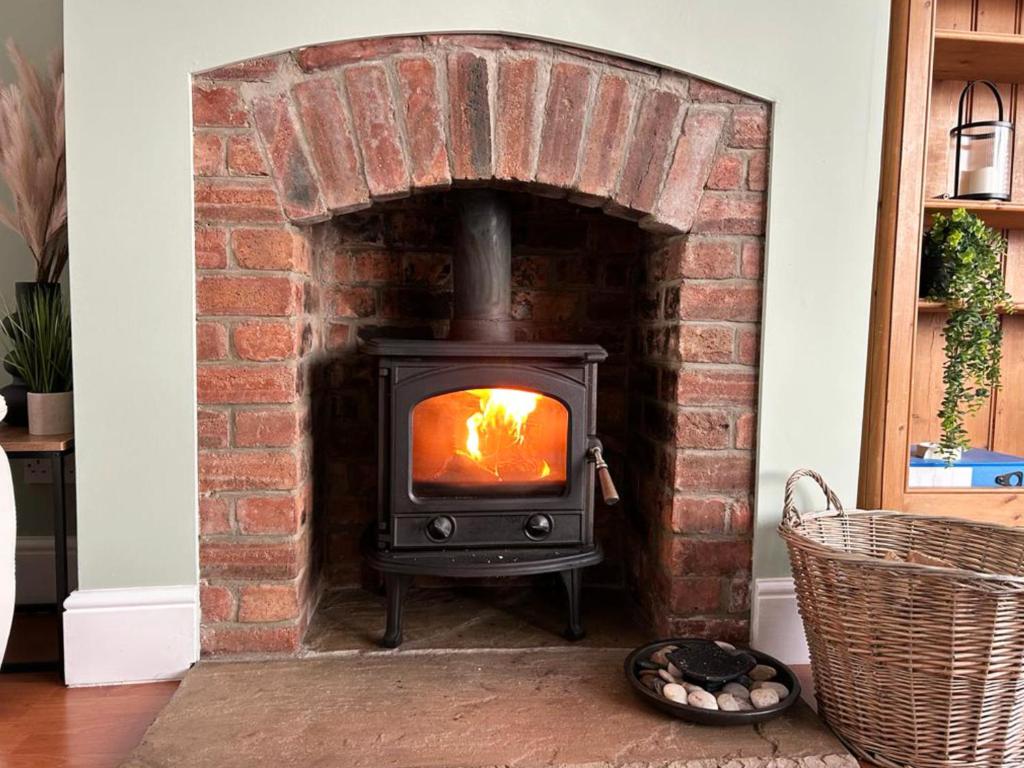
[[0, 424, 74, 677]]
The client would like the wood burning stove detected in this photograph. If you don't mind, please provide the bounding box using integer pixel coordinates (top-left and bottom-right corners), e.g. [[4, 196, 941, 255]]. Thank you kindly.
[[363, 191, 618, 647]]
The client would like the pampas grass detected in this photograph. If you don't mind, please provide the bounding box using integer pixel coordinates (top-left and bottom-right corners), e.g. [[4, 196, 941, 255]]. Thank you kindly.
[[0, 40, 66, 283]]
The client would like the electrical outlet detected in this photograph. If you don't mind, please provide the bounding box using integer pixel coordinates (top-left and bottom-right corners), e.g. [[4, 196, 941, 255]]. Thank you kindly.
[[23, 459, 51, 484]]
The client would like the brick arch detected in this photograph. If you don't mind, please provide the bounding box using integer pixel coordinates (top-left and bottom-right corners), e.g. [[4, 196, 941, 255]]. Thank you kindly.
[[193, 34, 768, 655]]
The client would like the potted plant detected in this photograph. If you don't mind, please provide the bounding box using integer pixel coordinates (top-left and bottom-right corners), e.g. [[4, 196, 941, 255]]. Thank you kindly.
[[0, 40, 67, 425], [3, 288, 72, 435], [921, 207, 1013, 461]]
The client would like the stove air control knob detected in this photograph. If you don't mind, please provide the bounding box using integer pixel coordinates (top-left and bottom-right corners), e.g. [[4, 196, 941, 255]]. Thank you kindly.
[[524, 513, 553, 541], [425, 515, 455, 542]]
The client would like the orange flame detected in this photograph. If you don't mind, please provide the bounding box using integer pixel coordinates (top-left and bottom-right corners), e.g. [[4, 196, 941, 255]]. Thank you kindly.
[[461, 388, 542, 477]]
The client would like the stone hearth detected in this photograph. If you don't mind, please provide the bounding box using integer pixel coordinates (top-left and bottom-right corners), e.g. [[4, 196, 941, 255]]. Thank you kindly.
[[194, 33, 768, 655]]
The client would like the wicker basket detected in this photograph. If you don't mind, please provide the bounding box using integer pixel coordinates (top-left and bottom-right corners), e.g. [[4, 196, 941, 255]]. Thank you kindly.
[[779, 469, 1024, 768]]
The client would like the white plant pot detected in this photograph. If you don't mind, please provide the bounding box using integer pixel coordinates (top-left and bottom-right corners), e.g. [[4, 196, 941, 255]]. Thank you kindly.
[[27, 391, 73, 435]]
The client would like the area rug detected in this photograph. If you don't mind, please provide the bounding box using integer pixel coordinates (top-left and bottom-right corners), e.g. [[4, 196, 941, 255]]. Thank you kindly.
[[122, 648, 855, 768]]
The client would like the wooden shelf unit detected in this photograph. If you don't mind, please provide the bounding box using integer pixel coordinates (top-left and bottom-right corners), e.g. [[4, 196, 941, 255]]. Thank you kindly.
[[860, 0, 1024, 525]]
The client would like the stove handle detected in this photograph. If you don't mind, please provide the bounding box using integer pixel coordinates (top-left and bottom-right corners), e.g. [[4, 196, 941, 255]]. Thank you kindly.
[[588, 445, 620, 506]]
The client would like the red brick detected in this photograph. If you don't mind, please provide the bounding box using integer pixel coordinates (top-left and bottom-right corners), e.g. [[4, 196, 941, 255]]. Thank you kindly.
[[495, 56, 542, 181], [233, 321, 297, 362], [200, 584, 235, 623], [735, 411, 756, 449], [740, 240, 763, 279], [511, 291, 580, 322], [237, 493, 304, 534], [728, 575, 750, 613], [197, 408, 229, 449], [736, 326, 760, 366], [296, 37, 422, 71], [730, 498, 753, 535], [671, 496, 729, 534], [676, 409, 730, 449], [679, 282, 761, 322], [575, 74, 633, 201], [668, 618, 749, 645], [707, 152, 744, 190], [194, 180, 284, 224], [201, 623, 300, 655], [238, 584, 300, 623], [193, 132, 224, 176], [292, 78, 371, 214], [690, 80, 744, 104], [235, 409, 301, 448], [536, 62, 594, 188], [196, 321, 228, 361], [199, 449, 302, 491], [195, 227, 228, 269], [326, 287, 376, 318], [227, 134, 268, 176], [252, 93, 326, 223], [674, 368, 757, 407], [350, 251, 400, 283], [395, 58, 451, 189], [730, 106, 769, 149], [231, 228, 309, 273], [693, 192, 765, 235], [679, 324, 734, 363], [616, 89, 681, 213], [448, 52, 492, 180], [423, 34, 549, 52], [326, 323, 352, 350], [197, 364, 297, 405], [344, 65, 409, 200], [670, 576, 722, 614], [678, 238, 738, 279], [200, 538, 301, 578], [653, 108, 726, 231], [199, 495, 232, 534], [748, 150, 768, 192], [203, 57, 280, 81], [674, 452, 754, 493], [193, 83, 247, 127], [196, 275, 301, 317], [671, 537, 752, 576]]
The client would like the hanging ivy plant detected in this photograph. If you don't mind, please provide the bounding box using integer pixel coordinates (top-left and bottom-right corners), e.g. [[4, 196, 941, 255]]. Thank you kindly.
[[922, 208, 1013, 461]]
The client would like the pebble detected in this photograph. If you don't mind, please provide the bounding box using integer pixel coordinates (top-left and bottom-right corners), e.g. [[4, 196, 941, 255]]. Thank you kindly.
[[749, 664, 777, 682], [723, 682, 751, 700], [651, 648, 672, 666], [686, 689, 719, 710], [658, 668, 677, 683], [666, 662, 683, 678], [641, 674, 660, 691], [651, 679, 666, 695], [750, 688, 781, 709], [752, 681, 790, 698], [715, 640, 737, 652], [716, 692, 741, 711], [681, 681, 706, 694], [735, 697, 754, 711], [662, 683, 688, 704], [636, 659, 662, 671]]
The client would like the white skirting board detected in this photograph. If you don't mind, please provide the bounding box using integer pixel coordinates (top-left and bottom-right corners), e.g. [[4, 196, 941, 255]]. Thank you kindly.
[[15, 536, 79, 604], [750, 577, 809, 665], [63, 585, 198, 686]]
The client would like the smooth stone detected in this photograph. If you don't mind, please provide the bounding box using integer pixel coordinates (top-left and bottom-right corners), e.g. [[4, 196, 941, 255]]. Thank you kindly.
[[681, 681, 706, 694], [651, 648, 672, 666], [687, 689, 719, 710], [666, 662, 683, 678], [662, 683, 688, 704], [735, 697, 754, 711], [716, 692, 741, 712], [736, 674, 753, 687], [749, 664, 777, 682], [636, 660, 662, 671], [715, 640, 737, 652], [752, 681, 790, 698], [750, 688, 781, 709], [723, 682, 751, 700], [658, 669, 677, 683], [652, 679, 666, 695], [643, 675, 661, 691]]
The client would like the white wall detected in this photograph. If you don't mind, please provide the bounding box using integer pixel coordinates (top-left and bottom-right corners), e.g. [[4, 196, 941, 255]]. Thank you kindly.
[[63, 0, 889, 592]]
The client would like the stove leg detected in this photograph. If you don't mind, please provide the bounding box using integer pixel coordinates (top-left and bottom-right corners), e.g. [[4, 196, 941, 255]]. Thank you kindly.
[[559, 568, 585, 641], [382, 573, 411, 648]]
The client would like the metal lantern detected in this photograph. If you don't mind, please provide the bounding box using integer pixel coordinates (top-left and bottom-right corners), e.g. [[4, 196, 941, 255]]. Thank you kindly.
[[949, 80, 1014, 201]]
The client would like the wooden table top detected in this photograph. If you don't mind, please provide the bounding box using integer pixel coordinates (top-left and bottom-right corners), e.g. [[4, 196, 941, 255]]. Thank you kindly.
[[0, 423, 74, 453]]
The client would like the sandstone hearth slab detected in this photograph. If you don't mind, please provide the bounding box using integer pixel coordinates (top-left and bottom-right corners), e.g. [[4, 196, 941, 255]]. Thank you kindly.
[[122, 649, 854, 768]]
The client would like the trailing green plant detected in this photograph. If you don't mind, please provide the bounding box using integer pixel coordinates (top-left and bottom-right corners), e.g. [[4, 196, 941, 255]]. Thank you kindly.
[[922, 208, 1013, 460], [2, 288, 72, 393]]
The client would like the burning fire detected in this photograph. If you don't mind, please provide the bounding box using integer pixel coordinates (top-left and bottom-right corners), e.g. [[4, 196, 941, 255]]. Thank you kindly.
[[460, 388, 551, 480]]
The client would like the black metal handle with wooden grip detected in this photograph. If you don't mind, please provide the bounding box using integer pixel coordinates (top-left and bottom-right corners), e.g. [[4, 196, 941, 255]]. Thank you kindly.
[[589, 446, 619, 505]]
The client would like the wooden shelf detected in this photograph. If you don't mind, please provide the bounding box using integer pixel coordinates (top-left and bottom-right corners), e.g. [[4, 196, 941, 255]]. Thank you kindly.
[[924, 199, 1024, 230], [918, 299, 1024, 314], [934, 29, 1024, 82]]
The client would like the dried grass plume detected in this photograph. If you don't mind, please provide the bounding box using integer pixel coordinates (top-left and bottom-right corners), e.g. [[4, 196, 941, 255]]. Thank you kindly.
[[0, 40, 66, 283]]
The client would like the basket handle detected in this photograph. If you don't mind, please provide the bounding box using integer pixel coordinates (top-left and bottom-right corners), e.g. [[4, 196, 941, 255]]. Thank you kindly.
[[782, 469, 844, 526]]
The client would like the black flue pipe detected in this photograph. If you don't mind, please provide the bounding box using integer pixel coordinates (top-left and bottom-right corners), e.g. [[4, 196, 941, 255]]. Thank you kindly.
[[449, 190, 514, 343]]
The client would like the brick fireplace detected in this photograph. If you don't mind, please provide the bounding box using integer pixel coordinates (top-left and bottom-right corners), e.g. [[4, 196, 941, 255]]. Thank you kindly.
[[193, 34, 767, 654]]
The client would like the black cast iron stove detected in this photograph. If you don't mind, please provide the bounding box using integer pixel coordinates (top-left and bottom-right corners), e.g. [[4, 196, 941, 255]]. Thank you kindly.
[[363, 190, 618, 647]]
